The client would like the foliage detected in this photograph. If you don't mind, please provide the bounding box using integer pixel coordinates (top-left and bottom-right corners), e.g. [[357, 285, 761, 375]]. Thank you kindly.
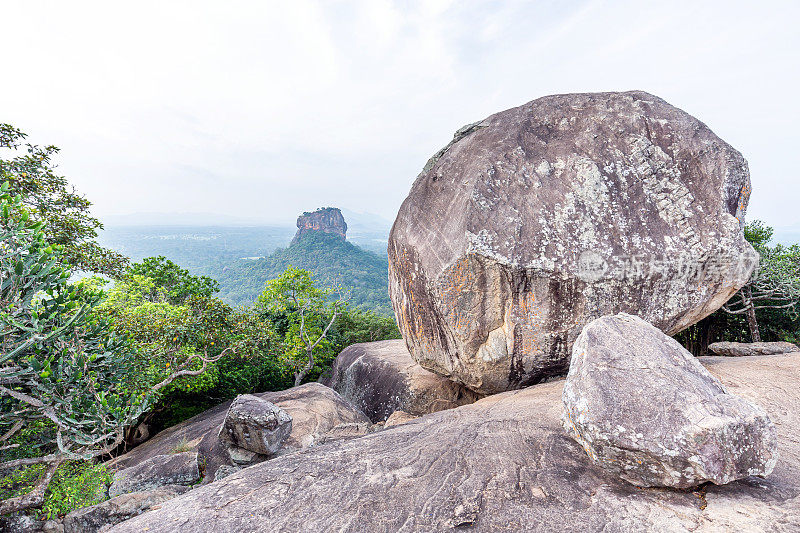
[[0, 184, 216, 515], [0, 459, 111, 519], [95, 265, 288, 430], [678, 220, 800, 353], [127, 256, 219, 305], [256, 266, 348, 386], [0, 181, 148, 463], [0, 124, 127, 276]]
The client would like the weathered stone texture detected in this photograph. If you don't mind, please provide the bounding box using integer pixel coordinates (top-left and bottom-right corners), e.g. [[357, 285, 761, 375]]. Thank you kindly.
[[218, 394, 292, 456], [709, 341, 799, 357], [292, 207, 347, 243], [108, 452, 199, 498], [107, 383, 369, 483], [107, 354, 800, 532], [63, 485, 190, 533], [322, 340, 480, 422], [562, 313, 777, 488], [389, 91, 757, 393]]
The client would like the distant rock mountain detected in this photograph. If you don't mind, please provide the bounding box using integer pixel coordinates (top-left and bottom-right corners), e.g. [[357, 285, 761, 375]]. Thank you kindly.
[[292, 207, 348, 244]]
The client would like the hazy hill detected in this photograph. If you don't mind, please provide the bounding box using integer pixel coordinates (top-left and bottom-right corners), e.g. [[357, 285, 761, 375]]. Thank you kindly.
[[212, 231, 392, 314]]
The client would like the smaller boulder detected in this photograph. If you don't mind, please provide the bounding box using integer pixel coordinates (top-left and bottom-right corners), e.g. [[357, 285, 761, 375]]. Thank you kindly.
[[218, 394, 292, 456], [562, 313, 778, 489], [108, 452, 199, 498], [322, 340, 481, 423], [64, 485, 190, 533], [709, 341, 799, 357]]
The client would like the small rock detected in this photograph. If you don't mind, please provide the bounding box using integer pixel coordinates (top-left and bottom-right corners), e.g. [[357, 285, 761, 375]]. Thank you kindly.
[[218, 394, 292, 456], [64, 485, 190, 533], [562, 313, 778, 488], [108, 452, 199, 498], [709, 341, 799, 357]]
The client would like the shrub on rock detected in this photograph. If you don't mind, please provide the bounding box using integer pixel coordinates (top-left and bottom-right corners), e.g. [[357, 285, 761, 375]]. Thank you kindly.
[[562, 313, 777, 488]]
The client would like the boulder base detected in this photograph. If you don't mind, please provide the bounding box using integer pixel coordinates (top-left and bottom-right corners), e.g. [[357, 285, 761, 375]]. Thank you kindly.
[[107, 354, 800, 532], [562, 313, 777, 488], [389, 91, 757, 394], [322, 340, 480, 422]]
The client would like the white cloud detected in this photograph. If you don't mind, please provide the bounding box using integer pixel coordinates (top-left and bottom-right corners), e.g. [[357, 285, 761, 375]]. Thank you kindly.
[[1, 0, 798, 228]]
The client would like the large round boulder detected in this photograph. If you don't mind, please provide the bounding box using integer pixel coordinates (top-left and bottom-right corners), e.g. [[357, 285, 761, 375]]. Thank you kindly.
[[389, 91, 758, 394]]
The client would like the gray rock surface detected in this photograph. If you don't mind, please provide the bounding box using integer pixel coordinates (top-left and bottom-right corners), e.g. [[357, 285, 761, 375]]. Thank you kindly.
[[219, 394, 292, 456], [107, 383, 369, 483], [322, 340, 480, 422], [709, 341, 799, 357], [108, 452, 199, 498], [384, 410, 418, 428], [107, 354, 800, 533], [0, 514, 63, 533], [63, 485, 190, 533], [563, 313, 777, 488], [389, 91, 757, 394]]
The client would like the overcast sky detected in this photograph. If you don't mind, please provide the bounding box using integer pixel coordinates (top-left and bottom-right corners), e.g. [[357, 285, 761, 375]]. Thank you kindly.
[[3, 1, 799, 229]]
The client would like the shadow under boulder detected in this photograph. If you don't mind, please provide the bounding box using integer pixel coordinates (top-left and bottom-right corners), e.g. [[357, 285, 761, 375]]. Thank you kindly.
[[321, 340, 481, 423]]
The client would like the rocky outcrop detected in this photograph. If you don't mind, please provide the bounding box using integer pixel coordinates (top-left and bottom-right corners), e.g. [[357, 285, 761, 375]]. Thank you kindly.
[[292, 207, 347, 243], [108, 452, 199, 498], [218, 394, 292, 456], [709, 341, 799, 357], [388, 91, 758, 394], [107, 354, 800, 532], [563, 313, 777, 488], [322, 340, 480, 422], [107, 383, 369, 482], [63, 485, 190, 533]]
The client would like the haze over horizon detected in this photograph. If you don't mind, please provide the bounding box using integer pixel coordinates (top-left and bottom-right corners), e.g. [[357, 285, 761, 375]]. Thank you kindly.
[[4, 1, 799, 230]]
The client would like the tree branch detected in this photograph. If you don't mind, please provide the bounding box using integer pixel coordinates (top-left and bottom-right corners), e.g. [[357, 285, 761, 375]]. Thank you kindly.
[[0, 458, 62, 515]]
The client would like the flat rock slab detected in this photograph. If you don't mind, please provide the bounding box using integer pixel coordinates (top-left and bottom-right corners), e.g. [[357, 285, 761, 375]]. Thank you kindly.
[[108, 383, 369, 482], [108, 452, 199, 498], [64, 485, 191, 533], [389, 90, 757, 394], [709, 341, 799, 357], [322, 340, 481, 422], [563, 313, 777, 488], [107, 354, 800, 533]]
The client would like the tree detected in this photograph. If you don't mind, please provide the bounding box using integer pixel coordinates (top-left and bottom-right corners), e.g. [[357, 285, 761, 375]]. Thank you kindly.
[[0, 124, 127, 276], [721, 221, 800, 342], [0, 183, 220, 514], [256, 267, 349, 386], [127, 256, 220, 305]]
